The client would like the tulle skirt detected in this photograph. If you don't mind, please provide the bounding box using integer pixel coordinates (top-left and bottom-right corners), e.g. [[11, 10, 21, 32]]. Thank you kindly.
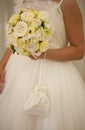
[[0, 53, 85, 130]]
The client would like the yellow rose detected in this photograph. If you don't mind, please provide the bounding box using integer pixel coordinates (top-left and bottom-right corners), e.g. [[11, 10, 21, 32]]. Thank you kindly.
[[40, 41, 49, 52], [19, 49, 31, 56], [23, 51, 31, 56], [30, 10, 39, 17], [9, 14, 20, 26], [16, 38, 24, 48]]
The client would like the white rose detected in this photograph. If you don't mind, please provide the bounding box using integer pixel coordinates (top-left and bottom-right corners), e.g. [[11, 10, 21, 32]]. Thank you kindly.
[[35, 33, 41, 38], [21, 35, 28, 42], [14, 21, 27, 37], [6, 34, 13, 44], [21, 11, 34, 23], [6, 33, 16, 47], [28, 43, 41, 57], [26, 42, 39, 53], [27, 34, 36, 39], [31, 19, 41, 27]]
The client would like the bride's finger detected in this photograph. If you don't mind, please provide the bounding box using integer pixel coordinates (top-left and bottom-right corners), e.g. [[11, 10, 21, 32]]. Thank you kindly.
[[29, 55, 38, 60]]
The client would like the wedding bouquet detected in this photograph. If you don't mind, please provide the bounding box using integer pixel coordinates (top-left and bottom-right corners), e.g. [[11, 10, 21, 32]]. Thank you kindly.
[[6, 9, 52, 58]]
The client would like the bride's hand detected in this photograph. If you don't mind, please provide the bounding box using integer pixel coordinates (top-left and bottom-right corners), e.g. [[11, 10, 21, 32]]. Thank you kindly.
[[0, 63, 5, 94], [29, 52, 45, 60]]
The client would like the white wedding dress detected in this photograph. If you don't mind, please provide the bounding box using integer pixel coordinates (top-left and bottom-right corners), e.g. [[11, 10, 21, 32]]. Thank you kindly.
[[0, 0, 85, 130]]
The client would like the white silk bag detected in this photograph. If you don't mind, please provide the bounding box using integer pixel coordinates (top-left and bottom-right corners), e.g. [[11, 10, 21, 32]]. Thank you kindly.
[[24, 84, 50, 117]]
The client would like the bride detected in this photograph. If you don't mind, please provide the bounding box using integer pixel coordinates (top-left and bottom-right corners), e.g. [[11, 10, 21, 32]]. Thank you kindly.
[[0, 0, 85, 130]]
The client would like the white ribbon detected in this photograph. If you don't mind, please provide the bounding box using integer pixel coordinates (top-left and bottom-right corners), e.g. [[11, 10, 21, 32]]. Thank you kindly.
[[24, 52, 51, 117]]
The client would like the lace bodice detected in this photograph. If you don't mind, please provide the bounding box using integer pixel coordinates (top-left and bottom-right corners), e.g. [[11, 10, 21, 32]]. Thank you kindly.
[[14, 0, 67, 49]]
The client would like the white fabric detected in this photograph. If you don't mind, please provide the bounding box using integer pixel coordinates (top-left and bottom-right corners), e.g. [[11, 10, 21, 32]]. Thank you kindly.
[[0, 0, 85, 130], [14, 0, 24, 12]]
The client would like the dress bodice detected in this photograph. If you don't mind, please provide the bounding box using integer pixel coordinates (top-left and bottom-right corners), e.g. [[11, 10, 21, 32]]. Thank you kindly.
[[14, 0, 67, 49]]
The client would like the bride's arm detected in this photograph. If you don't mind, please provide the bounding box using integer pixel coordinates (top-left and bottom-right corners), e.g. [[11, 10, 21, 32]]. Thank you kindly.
[[0, 48, 12, 93], [0, 48, 12, 68], [40, 0, 84, 61]]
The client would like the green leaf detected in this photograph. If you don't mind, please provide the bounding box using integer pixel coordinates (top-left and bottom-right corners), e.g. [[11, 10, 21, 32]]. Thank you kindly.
[[19, 10, 24, 15], [9, 44, 16, 53], [41, 21, 45, 29]]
